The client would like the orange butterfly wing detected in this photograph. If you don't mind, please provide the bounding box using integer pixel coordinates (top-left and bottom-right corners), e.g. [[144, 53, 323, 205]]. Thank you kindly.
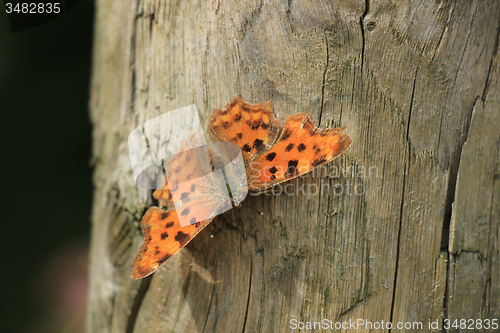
[[208, 95, 280, 164], [132, 182, 230, 279], [132, 97, 352, 279], [247, 113, 351, 191], [131, 207, 214, 279], [133, 132, 230, 279]]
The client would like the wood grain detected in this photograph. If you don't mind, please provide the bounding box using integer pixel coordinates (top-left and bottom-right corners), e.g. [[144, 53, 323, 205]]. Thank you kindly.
[[86, 0, 500, 332]]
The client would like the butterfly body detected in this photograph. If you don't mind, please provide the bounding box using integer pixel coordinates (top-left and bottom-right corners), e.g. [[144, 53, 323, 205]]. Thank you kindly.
[[131, 96, 351, 279]]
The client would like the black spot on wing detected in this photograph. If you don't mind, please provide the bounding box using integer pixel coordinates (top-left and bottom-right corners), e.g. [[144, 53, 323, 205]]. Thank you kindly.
[[266, 152, 276, 161], [286, 160, 299, 177], [175, 231, 190, 246], [237, 133, 243, 139], [261, 122, 269, 130], [269, 167, 277, 174], [190, 217, 197, 224], [242, 144, 251, 153], [190, 184, 196, 192], [181, 208, 190, 216], [180, 192, 189, 200], [253, 139, 263, 149], [280, 129, 292, 141], [285, 143, 295, 152], [161, 232, 169, 240], [159, 212, 170, 220], [297, 143, 306, 152], [234, 113, 242, 122], [165, 222, 174, 228]]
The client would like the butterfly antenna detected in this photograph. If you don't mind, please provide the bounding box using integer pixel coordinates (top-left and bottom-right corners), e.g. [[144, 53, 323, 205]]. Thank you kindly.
[[240, 202, 264, 216]]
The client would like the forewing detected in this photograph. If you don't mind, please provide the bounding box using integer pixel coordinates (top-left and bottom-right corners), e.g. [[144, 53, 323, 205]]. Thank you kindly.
[[247, 113, 351, 192]]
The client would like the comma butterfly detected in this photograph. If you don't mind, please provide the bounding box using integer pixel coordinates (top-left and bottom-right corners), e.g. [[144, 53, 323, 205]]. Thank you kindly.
[[131, 96, 351, 279]]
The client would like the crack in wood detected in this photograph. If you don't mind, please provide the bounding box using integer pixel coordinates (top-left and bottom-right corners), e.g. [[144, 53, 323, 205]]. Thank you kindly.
[[359, 0, 370, 73], [482, 23, 500, 101], [443, 252, 451, 333], [441, 96, 478, 251], [354, 0, 369, 115], [241, 259, 253, 333], [440, 92, 478, 331], [389, 161, 408, 332], [389, 66, 417, 333], [318, 33, 329, 126], [407, 68, 418, 140]]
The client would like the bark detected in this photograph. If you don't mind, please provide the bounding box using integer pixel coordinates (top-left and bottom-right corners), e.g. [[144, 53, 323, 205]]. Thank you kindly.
[[87, 0, 500, 332]]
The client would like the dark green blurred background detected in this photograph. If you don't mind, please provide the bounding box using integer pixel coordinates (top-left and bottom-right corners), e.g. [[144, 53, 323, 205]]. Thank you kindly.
[[1, 1, 94, 332]]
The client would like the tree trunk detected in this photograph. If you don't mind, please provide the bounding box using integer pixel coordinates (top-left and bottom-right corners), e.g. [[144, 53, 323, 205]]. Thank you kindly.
[[86, 0, 500, 332]]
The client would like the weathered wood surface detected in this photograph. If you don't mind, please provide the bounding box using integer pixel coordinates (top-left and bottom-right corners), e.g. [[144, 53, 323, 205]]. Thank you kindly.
[[86, 0, 500, 332]]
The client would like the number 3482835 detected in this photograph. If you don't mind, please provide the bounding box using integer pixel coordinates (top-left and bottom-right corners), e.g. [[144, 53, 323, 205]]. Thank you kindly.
[[5, 3, 61, 14], [443, 319, 498, 330]]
